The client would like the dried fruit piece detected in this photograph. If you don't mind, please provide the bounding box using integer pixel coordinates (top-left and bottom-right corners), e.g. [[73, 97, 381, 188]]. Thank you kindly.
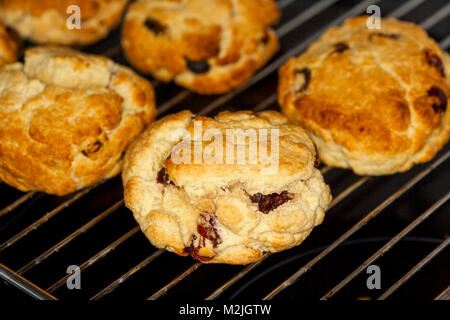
[[250, 191, 293, 214], [82, 140, 103, 156], [186, 58, 210, 74], [144, 18, 166, 35], [197, 212, 221, 247], [369, 33, 400, 40], [5, 26, 22, 53], [294, 68, 311, 93], [156, 167, 174, 185], [314, 154, 321, 168], [425, 50, 445, 77], [333, 42, 349, 53], [188, 247, 213, 262], [261, 28, 270, 45], [427, 86, 447, 113], [313, 145, 320, 168], [182, 212, 222, 262], [183, 235, 213, 262]]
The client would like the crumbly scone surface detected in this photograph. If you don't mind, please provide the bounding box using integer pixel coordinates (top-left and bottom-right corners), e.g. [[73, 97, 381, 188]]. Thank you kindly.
[[0, 0, 129, 45], [123, 110, 331, 264], [0, 46, 156, 195], [121, 0, 280, 94], [279, 17, 450, 175]]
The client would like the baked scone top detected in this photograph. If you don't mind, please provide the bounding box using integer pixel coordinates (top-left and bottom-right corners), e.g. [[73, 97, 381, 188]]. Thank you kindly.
[[0, 0, 129, 45], [0, 46, 156, 195], [121, 0, 280, 94], [0, 22, 21, 66], [123, 110, 331, 264], [279, 17, 450, 175]]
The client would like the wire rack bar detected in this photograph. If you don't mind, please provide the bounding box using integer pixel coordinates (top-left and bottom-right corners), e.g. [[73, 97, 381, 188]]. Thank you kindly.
[[90, 249, 165, 300], [0, 263, 57, 300], [147, 262, 202, 300], [440, 34, 450, 50], [378, 238, 450, 300], [157, 90, 191, 116], [388, 0, 426, 18], [0, 192, 39, 218], [329, 177, 370, 209], [320, 166, 332, 175], [275, 0, 340, 39], [253, 93, 278, 112], [276, 0, 296, 10], [420, 2, 450, 29], [434, 286, 450, 300]]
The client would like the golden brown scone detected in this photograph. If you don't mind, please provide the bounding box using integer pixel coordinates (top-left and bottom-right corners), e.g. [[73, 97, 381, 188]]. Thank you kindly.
[[0, 46, 156, 195], [0, 0, 129, 45], [121, 0, 280, 94], [122, 110, 331, 264], [279, 17, 450, 175], [0, 22, 21, 66]]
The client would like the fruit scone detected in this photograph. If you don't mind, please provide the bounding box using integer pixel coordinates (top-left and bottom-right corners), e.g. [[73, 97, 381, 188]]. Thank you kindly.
[[0, 46, 156, 195], [279, 17, 450, 175], [122, 110, 331, 264], [0, 22, 21, 66], [0, 0, 130, 45], [121, 0, 280, 94]]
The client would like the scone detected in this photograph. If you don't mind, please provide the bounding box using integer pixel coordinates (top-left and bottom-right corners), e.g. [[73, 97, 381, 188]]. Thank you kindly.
[[122, 110, 331, 264], [121, 0, 280, 94], [0, 22, 21, 66], [279, 17, 450, 175], [0, 0, 129, 45], [0, 46, 156, 195]]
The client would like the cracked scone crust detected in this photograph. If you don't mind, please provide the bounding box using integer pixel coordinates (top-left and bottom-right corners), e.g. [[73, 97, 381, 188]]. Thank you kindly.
[[0, 22, 21, 66], [0, 46, 156, 195], [122, 110, 331, 264], [0, 0, 129, 45], [121, 0, 280, 94], [279, 17, 450, 175]]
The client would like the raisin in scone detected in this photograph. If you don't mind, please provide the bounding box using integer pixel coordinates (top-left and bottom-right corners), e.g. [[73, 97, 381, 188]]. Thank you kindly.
[[0, 22, 21, 66], [0, 46, 156, 195], [0, 0, 129, 45], [122, 110, 331, 264], [279, 17, 450, 175], [121, 0, 280, 94]]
